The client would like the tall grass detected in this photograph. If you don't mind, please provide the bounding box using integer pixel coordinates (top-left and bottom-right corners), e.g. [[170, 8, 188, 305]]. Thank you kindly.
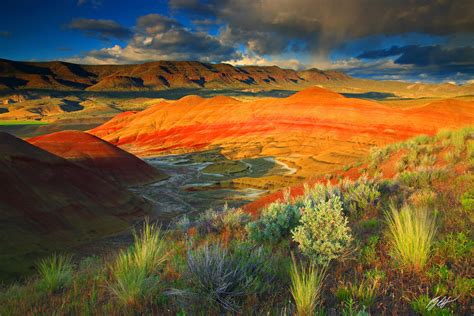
[[289, 255, 327, 316], [108, 220, 168, 306], [37, 254, 74, 293], [385, 205, 437, 271]]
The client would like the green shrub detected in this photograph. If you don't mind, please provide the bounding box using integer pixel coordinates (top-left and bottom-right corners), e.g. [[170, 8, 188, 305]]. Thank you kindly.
[[435, 232, 473, 263], [397, 167, 446, 188], [340, 176, 380, 218], [292, 194, 352, 264], [289, 255, 327, 316], [246, 201, 300, 243], [460, 190, 474, 212], [368, 147, 390, 169], [409, 189, 437, 208], [37, 254, 74, 293], [336, 270, 384, 309], [198, 208, 223, 232], [444, 150, 458, 165], [182, 243, 269, 313], [221, 208, 251, 230], [453, 276, 474, 300], [360, 236, 379, 265], [385, 205, 437, 271]]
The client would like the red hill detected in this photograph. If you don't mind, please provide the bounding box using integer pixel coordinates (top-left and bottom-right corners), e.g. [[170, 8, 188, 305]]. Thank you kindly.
[[0, 132, 150, 279], [89, 86, 474, 182], [28, 130, 167, 186]]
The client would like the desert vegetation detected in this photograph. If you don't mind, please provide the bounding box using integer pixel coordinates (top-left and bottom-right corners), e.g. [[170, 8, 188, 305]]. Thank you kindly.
[[0, 127, 473, 315]]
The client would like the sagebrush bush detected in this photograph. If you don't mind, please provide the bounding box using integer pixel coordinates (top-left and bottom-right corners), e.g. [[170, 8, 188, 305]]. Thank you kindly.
[[37, 254, 74, 293], [397, 166, 446, 188], [182, 243, 269, 313], [221, 208, 251, 230], [340, 175, 380, 218], [246, 201, 300, 243], [292, 194, 352, 264], [409, 189, 437, 208], [290, 255, 327, 316], [385, 205, 437, 271]]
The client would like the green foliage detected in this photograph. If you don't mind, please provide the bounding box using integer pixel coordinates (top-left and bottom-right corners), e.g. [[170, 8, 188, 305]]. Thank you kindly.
[[183, 243, 270, 313], [221, 207, 251, 230], [453, 276, 474, 299], [198, 205, 252, 233], [107, 221, 167, 306], [411, 294, 454, 316], [359, 235, 379, 265], [37, 254, 74, 293], [358, 218, 379, 232], [368, 147, 391, 168], [397, 167, 446, 188], [443, 150, 458, 165], [289, 255, 327, 316], [435, 232, 473, 263], [336, 270, 384, 309], [460, 190, 474, 212], [409, 189, 437, 209], [385, 205, 437, 271], [340, 176, 380, 218], [292, 194, 352, 264], [246, 201, 301, 243]]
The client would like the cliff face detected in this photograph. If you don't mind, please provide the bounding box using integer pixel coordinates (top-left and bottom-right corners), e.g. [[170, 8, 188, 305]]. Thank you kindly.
[[0, 59, 349, 91]]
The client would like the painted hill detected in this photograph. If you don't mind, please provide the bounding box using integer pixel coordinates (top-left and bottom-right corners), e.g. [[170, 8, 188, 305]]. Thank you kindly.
[[0, 132, 150, 279], [90, 87, 474, 185], [28, 130, 167, 186], [0, 58, 349, 91]]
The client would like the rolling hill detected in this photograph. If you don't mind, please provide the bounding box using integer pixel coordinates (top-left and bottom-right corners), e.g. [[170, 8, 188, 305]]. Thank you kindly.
[[28, 130, 168, 186], [0, 132, 151, 279], [0, 58, 348, 91], [89, 87, 474, 187]]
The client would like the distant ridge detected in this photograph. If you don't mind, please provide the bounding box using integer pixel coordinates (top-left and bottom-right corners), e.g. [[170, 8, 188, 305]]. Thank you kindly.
[[0, 58, 349, 91]]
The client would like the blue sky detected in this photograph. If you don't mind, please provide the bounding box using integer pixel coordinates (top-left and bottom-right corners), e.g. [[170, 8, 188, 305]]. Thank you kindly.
[[0, 0, 473, 83]]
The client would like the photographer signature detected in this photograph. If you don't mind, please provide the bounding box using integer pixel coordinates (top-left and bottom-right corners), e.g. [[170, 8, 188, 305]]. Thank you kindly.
[[426, 295, 460, 311]]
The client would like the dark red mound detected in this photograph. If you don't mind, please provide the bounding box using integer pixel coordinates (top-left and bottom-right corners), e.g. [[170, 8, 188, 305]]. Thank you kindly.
[[0, 132, 149, 279], [28, 130, 167, 186]]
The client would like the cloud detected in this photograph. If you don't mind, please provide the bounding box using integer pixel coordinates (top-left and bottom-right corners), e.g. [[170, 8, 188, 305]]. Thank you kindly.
[[77, 0, 102, 8], [224, 54, 302, 70], [358, 45, 474, 67], [69, 14, 239, 64], [0, 31, 11, 38], [67, 18, 132, 41], [328, 56, 473, 83], [170, 0, 474, 59]]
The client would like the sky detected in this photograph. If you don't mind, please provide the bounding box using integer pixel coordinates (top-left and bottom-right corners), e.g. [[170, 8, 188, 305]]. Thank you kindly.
[[0, 0, 473, 83]]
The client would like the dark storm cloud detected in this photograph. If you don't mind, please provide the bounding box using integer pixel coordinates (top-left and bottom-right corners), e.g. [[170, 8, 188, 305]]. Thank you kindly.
[[67, 18, 132, 41], [170, 0, 474, 56], [358, 45, 474, 67]]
